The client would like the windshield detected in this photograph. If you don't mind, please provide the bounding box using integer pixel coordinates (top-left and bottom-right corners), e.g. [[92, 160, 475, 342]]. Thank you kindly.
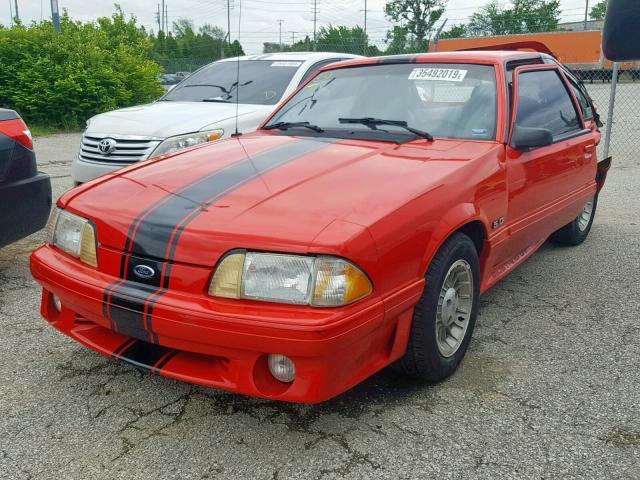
[[266, 63, 498, 141], [162, 60, 304, 105]]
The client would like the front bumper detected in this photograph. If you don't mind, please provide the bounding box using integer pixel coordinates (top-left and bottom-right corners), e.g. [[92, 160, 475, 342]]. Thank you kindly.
[[71, 157, 131, 184], [30, 245, 422, 403]]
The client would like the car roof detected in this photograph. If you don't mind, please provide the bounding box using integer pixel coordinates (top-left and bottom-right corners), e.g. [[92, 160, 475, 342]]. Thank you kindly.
[[218, 52, 364, 63], [322, 50, 544, 70]]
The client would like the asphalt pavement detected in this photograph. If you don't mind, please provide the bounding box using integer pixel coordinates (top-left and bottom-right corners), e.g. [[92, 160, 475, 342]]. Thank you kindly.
[[0, 131, 638, 479]]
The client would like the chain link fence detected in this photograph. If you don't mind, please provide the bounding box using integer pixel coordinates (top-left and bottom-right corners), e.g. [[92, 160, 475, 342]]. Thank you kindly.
[[576, 68, 640, 164]]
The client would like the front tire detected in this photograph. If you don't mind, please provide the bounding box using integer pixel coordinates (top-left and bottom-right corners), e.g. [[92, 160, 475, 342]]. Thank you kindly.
[[549, 195, 597, 246], [394, 232, 480, 381]]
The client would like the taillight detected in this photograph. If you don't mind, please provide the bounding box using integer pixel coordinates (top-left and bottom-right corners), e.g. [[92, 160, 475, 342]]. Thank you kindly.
[[0, 118, 34, 150]]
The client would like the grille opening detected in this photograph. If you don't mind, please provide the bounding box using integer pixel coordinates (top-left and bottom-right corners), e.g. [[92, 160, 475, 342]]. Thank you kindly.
[[79, 134, 161, 165]]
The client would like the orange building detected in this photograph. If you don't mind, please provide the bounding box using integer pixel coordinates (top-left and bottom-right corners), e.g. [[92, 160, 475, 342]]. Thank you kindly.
[[430, 30, 639, 75]]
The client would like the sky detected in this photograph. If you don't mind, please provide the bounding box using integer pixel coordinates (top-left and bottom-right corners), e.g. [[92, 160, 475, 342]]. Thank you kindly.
[[1, 0, 594, 54]]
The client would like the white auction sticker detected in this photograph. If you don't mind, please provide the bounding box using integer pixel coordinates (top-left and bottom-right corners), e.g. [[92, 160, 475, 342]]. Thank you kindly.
[[271, 61, 302, 67], [408, 68, 468, 82]]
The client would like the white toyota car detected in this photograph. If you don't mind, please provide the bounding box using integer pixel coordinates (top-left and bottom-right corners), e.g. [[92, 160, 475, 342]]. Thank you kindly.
[[72, 52, 361, 184]]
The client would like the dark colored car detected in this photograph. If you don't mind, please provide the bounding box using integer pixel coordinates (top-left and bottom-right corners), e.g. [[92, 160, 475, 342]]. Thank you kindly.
[[0, 109, 52, 248]]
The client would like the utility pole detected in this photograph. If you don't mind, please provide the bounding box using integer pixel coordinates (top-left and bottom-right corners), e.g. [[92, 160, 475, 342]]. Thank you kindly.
[[583, 0, 589, 31], [50, 0, 60, 31], [156, 3, 161, 33], [278, 19, 284, 51], [364, 0, 367, 36], [161, 0, 165, 33], [227, 0, 231, 45], [291, 31, 296, 45], [361, 0, 370, 55], [9, 0, 12, 27], [165, 3, 169, 35], [312, 0, 318, 51], [13, 0, 19, 22]]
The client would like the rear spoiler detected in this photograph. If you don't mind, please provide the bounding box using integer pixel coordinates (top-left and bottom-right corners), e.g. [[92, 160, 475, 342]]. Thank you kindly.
[[457, 41, 557, 59]]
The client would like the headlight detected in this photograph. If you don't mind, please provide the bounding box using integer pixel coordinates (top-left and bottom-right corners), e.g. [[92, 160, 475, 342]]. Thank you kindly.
[[209, 251, 372, 307], [49, 208, 98, 267], [151, 130, 223, 158]]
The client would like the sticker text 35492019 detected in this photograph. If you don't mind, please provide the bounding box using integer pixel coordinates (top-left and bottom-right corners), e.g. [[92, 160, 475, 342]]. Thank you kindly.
[[408, 68, 468, 82]]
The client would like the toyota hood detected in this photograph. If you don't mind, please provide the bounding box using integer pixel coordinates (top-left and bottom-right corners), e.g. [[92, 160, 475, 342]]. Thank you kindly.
[[86, 101, 274, 138]]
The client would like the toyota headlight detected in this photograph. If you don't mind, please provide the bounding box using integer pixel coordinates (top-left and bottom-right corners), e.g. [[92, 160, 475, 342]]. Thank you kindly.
[[209, 252, 372, 307], [151, 130, 223, 158], [49, 208, 98, 267]]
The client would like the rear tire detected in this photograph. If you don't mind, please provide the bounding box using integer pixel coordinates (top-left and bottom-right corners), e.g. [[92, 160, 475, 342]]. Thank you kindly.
[[394, 232, 480, 382], [549, 195, 597, 246]]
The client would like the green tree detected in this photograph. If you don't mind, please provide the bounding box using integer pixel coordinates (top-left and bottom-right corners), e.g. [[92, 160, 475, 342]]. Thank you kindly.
[[590, 0, 607, 20], [224, 40, 245, 57], [0, 9, 162, 128], [467, 0, 561, 36], [316, 25, 373, 55], [440, 24, 466, 39], [384, 26, 409, 54], [384, 0, 447, 50]]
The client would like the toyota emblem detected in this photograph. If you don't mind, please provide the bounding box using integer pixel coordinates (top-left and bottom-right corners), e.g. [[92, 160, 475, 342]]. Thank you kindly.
[[98, 138, 116, 155]]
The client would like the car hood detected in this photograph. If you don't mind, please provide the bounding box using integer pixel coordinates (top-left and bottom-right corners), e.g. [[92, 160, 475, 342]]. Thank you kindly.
[[62, 133, 498, 266], [86, 101, 273, 138]]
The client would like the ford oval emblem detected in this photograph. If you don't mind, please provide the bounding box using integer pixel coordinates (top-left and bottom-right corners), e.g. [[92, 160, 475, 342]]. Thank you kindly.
[[133, 264, 155, 279]]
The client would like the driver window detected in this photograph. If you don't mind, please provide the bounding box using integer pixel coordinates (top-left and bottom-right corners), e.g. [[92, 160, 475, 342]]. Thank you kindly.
[[516, 70, 582, 140]]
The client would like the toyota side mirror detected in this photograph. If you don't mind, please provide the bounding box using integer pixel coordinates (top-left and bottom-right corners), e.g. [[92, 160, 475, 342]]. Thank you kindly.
[[511, 126, 553, 151]]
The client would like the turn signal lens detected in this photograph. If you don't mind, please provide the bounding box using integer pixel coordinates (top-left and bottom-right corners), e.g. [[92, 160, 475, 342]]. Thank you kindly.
[[80, 223, 98, 267], [46, 207, 60, 242], [312, 257, 373, 306], [209, 252, 245, 298]]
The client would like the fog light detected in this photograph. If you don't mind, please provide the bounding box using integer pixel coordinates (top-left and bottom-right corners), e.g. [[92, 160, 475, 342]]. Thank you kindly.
[[267, 354, 296, 383], [52, 294, 62, 312]]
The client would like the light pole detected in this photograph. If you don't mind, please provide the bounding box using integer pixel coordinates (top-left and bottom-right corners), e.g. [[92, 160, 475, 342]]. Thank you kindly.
[[50, 0, 60, 31], [584, 0, 590, 30], [313, 0, 317, 51]]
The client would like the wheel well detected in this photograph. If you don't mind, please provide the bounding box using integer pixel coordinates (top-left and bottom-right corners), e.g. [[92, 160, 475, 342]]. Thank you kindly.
[[457, 221, 486, 254]]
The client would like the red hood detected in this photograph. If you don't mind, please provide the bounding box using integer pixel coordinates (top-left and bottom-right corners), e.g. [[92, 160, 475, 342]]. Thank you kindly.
[[62, 132, 497, 266]]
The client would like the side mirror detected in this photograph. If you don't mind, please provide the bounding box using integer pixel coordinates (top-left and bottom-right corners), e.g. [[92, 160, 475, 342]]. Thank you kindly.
[[511, 126, 553, 151], [603, 0, 640, 61]]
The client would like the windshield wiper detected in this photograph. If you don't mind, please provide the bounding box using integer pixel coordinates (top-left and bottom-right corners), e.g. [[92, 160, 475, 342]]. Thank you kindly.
[[202, 98, 233, 103], [263, 121, 324, 133], [338, 117, 433, 141]]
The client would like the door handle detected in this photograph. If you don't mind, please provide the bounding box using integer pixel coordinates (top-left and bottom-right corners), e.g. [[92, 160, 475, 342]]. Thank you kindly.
[[584, 144, 596, 153]]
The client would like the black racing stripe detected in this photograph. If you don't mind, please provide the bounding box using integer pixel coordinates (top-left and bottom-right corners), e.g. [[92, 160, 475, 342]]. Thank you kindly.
[[376, 54, 420, 65], [151, 350, 178, 373], [108, 282, 158, 340], [113, 338, 136, 358], [108, 138, 335, 343], [116, 340, 173, 371]]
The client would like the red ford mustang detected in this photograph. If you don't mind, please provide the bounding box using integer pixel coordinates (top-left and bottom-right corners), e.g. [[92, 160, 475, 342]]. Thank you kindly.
[[31, 51, 610, 403]]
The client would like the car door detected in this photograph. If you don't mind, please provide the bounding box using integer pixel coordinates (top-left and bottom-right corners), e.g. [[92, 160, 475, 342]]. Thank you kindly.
[[503, 64, 598, 258]]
